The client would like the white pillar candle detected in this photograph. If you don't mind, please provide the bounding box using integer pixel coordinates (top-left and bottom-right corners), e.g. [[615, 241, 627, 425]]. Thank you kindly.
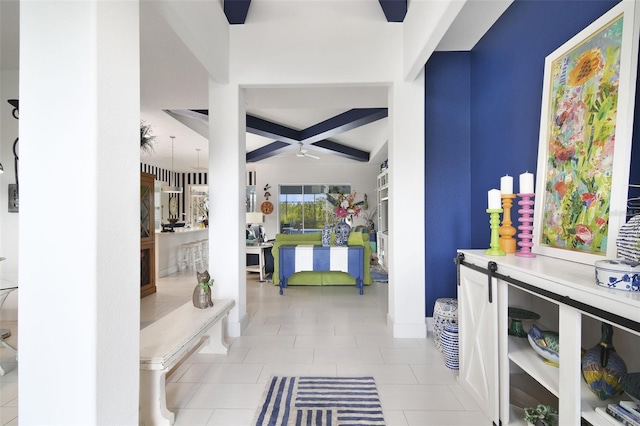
[[488, 189, 501, 210], [500, 175, 513, 195], [519, 172, 534, 194]]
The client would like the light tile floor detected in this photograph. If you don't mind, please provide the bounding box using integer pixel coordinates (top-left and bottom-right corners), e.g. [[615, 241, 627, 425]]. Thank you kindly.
[[0, 269, 490, 426]]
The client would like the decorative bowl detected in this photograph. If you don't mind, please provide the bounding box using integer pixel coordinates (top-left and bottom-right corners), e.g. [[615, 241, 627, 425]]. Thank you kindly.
[[527, 324, 560, 367], [595, 259, 640, 291], [167, 218, 179, 224]]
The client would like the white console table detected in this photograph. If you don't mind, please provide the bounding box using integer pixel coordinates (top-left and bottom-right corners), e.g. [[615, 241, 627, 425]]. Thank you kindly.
[[456, 250, 640, 426]]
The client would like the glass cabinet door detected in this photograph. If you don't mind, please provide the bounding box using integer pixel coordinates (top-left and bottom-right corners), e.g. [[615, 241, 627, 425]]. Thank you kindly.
[[140, 172, 156, 297], [140, 172, 155, 242]]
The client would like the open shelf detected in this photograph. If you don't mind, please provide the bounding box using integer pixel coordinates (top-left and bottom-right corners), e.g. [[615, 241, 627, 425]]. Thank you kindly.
[[580, 380, 626, 426], [508, 337, 559, 398]]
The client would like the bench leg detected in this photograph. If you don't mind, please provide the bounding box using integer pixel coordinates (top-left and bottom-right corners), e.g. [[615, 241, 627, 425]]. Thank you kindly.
[[140, 368, 175, 426], [199, 315, 229, 354]]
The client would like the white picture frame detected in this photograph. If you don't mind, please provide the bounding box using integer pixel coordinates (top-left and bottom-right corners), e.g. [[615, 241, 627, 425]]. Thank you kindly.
[[532, 0, 640, 265]]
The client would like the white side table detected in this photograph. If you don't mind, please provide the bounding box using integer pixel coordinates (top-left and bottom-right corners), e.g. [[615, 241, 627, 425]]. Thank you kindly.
[[246, 243, 273, 281]]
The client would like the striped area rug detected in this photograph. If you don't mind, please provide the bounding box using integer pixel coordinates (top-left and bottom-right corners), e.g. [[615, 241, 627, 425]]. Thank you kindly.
[[253, 376, 385, 426]]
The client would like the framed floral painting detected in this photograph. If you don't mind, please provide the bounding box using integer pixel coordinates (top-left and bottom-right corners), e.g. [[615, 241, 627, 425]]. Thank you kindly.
[[532, 0, 640, 265]]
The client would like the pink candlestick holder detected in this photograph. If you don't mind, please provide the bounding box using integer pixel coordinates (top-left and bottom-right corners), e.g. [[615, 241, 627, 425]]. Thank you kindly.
[[516, 193, 536, 258]]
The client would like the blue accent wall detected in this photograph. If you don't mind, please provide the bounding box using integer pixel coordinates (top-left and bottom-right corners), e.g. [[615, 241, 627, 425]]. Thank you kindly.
[[424, 0, 640, 316], [469, 0, 623, 248], [424, 52, 471, 316]]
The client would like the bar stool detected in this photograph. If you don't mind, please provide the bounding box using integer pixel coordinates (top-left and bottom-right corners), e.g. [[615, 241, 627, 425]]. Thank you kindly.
[[190, 241, 204, 270], [178, 244, 189, 271], [198, 239, 209, 263], [179, 242, 204, 271]]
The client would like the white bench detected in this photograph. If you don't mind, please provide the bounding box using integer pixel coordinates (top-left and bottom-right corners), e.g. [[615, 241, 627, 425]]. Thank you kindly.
[[139, 299, 235, 426]]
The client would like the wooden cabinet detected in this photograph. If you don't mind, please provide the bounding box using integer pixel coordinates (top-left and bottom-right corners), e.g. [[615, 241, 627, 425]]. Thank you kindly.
[[457, 250, 640, 425], [140, 172, 156, 297]]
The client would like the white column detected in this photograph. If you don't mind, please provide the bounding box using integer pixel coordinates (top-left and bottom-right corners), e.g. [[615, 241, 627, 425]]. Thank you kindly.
[[388, 70, 426, 338], [19, 2, 140, 424], [208, 79, 247, 336]]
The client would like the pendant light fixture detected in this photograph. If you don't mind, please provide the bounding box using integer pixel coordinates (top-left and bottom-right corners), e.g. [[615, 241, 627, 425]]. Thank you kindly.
[[162, 136, 183, 193]]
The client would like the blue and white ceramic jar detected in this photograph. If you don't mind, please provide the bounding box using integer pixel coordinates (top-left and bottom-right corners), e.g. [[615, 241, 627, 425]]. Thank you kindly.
[[322, 222, 331, 247], [334, 218, 351, 246], [433, 298, 458, 352], [442, 323, 459, 370]]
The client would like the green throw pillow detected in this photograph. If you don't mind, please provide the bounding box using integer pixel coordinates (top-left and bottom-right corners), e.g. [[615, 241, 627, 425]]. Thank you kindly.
[[347, 230, 363, 245]]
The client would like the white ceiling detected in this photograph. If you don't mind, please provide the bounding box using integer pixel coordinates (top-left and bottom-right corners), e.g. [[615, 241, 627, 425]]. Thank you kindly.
[[1, 0, 512, 173]]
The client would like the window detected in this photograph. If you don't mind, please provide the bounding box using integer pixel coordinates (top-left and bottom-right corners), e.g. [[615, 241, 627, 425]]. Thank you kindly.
[[279, 184, 351, 234]]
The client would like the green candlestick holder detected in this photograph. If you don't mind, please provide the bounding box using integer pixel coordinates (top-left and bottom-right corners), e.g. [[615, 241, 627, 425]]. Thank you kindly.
[[486, 208, 506, 256]]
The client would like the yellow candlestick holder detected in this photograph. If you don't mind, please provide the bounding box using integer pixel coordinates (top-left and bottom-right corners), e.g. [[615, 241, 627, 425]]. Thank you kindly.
[[499, 194, 517, 254], [486, 208, 506, 256]]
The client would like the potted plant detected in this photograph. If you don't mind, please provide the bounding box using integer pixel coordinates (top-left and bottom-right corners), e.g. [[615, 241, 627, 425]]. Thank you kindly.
[[140, 121, 156, 153]]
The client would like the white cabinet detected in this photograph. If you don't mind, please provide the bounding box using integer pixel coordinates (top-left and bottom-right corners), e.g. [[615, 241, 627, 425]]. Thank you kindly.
[[376, 169, 388, 268], [457, 261, 499, 423], [457, 250, 640, 426]]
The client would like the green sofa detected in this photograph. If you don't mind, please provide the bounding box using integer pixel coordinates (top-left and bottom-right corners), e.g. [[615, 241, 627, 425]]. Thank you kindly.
[[271, 231, 371, 286]]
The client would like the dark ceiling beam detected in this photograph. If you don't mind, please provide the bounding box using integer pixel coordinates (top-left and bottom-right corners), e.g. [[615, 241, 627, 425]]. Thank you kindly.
[[173, 108, 384, 162], [378, 0, 407, 22], [246, 141, 291, 163], [223, 0, 251, 24], [299, 108, 388, 144], [311, 140, 369, 162], [246, 115, 301, 144], [190, 109, 209, 118]]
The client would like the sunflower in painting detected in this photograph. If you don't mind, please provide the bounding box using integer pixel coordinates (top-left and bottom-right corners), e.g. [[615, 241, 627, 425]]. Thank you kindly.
[[568, 48, 604, 86]]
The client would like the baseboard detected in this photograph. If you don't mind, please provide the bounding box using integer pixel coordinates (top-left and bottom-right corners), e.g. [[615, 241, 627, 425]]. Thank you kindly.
[[386, 313, 427, 338], [158, 265, 179, 278], [227, 312, 249, 338]]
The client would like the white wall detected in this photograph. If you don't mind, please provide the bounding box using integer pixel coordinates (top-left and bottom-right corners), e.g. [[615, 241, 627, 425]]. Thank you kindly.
[[0, 69, 19, 320], [224, 1, 426, 338], [251, 161, 381, 239], [230, 2, 401, 85]]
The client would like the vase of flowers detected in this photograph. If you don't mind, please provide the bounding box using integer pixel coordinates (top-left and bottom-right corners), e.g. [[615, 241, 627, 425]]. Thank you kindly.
[[326, 191, 364, 246], [329, 191, 364, 220], [335, 218, 350, 246]]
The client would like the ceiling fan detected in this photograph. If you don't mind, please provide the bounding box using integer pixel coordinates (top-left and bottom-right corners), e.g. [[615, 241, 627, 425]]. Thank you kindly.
[[296, 142, 320, 160]]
